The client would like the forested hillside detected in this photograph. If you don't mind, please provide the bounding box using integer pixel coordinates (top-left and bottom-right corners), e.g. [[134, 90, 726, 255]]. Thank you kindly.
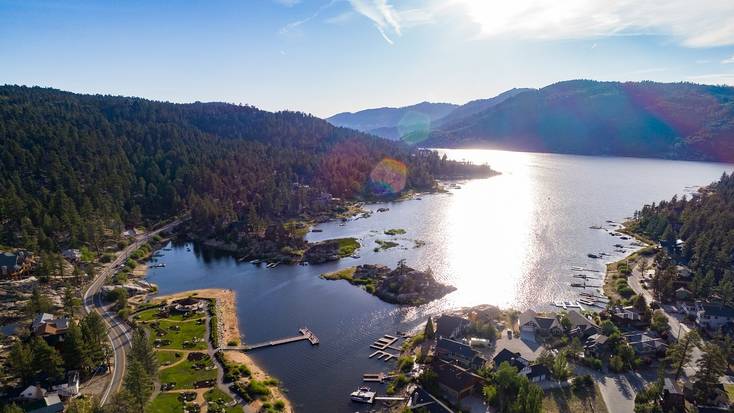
[[424, 80, 734, 162], [0, 86, 491, 252], [327, 102, 457, 140], [630, 173, 734, 300]]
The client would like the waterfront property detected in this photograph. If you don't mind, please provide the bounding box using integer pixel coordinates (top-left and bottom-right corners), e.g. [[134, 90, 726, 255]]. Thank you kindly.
[[693, 302, 734, 330], [434, 314, 470, 339], [435, 337, 486, 370], [519, 309, 562, 337]]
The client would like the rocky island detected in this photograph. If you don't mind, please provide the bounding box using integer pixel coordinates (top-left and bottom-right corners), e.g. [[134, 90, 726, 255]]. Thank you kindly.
[[321, 262, 456, 305]]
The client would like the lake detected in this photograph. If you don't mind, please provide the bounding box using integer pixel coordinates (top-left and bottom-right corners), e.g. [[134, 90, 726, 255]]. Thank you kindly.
[[146, 149, 733, 412]]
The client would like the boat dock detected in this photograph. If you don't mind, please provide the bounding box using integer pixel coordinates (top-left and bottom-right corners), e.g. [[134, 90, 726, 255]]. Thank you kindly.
[[368, 350, 398, 361], [370, 334, 401, 351], [362, 373, 395, 383], [374, 396, 406, 401], [219, 327, 319, 352]]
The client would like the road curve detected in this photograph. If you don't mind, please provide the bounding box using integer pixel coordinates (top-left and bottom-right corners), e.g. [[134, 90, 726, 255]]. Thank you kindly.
[[83, 219, 182, 405]]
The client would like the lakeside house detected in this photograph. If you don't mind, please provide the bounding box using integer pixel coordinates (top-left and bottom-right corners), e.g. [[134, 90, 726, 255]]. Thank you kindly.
[[32, 313, 70, 344], [435, 338, 486, 370], [432, 360, 480, 403], [434, 314, 470, 339], [61, 249, 82, 262], [492, 348, 548, 383], [584, 334, 610, 358], [519, 309, 562, 336], [406, 386, 453, 413], [566, 310, 600, 338], [694, 302, 734, 330], [609, 305, 646, 326], [624, 332, 668, 356]]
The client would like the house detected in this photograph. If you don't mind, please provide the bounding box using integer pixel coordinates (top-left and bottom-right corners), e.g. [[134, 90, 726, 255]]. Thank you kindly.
[[584, 334, 610, 358], [0, 251, 29, 277], [566, 310, 600, 338], [171, 297, 207, 315], [694, 303, 734, 330], [26, 393, 64, 413], [519, 310, 562, 336], [406, 386, 454, 413], [660, 378, 685, 413], [434, 314, 469, 339], [53, 371, 80, 398], [624, 332, 667, 356], [527, 364, 550, 383], [675, 287, 693, 301], [435, 338, 486, 369], [493, 348, 530, 375], [61, 249, 82, 262], [20, 385, 46, 400], [432, 360, 480, 403], [610, 305, 646, 326], [32, 313, 70, 344]]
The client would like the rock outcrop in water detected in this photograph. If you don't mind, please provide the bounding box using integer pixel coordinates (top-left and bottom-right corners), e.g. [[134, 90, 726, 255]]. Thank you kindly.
[[322, 263, 455, 305]]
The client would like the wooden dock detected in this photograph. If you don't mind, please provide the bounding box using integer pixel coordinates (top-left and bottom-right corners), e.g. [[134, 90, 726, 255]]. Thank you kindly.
[[368, 350, 398, 361], [362, 373, 395, 383], [370, 334, 401, 351], [218, 327, 319, 352]]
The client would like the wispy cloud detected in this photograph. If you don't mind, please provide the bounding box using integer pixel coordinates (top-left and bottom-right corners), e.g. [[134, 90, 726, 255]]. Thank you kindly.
[[348, 0, 401, 44], [722, 55, 734, 64], [450, 0, 734, 47], [279, 0, 338, 36], [273, 0, 301, 6], [687, 72, 734, 85]]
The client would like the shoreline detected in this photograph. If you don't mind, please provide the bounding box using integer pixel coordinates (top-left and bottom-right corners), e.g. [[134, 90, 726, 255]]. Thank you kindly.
[[145, 288, 294, 413], [602, 223, 656, 303]]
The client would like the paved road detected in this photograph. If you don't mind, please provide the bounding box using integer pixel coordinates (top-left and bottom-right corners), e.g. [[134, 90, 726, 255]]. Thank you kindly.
[[83, 219, 182, 405], [627, 257, 702, 379]]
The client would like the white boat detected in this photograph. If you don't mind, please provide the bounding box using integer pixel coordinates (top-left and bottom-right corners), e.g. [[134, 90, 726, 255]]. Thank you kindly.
[[350, 387, 376, 404]]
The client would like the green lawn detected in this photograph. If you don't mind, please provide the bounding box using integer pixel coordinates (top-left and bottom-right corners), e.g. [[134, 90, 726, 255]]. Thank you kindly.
[[156, 350, 182, 367], [135, 308, 204, 322], [159, 358, 217, 389], [543, 384, 608, 413], [205, 388, 242, 413], [146, 393, 184, 413], [149, 319, 207, 350]]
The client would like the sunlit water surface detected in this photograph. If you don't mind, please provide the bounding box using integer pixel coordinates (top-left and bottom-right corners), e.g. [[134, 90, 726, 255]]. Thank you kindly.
[[147, 149, 733, 412]]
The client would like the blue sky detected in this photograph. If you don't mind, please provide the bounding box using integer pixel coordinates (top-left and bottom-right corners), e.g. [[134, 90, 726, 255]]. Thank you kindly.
[[2, 0, 734, 117]]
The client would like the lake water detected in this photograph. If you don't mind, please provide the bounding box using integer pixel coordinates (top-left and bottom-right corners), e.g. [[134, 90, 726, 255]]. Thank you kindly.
[[146, 149, 733, 412]]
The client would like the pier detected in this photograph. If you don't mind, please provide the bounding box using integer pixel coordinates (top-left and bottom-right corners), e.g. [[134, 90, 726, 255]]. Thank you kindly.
[[370, 334, 401, 351], [218, 327, 319, 352], [362, 373, 395, 383], [368, 350, 398, 361]]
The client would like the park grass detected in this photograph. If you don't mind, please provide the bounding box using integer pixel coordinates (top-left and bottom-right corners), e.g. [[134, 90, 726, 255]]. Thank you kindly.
[[149, 319, 207, 350], [156, 350, 182, 367], [542, 384, 608, 413], [146, 393, 184, 413], [159, 358, 217, 388], [135, 308, 204, 322], [205, 388, 242, 413]]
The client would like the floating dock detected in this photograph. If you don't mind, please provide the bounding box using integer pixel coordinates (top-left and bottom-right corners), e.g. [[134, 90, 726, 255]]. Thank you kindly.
[[369, 350, 398, 361], [362, 373, 395, 383], [219, 327, 319, 352], [370, 334, 401, 351]]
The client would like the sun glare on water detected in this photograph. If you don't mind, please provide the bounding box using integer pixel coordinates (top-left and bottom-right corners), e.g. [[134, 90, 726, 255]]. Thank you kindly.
[[439, 149, 537, 308]]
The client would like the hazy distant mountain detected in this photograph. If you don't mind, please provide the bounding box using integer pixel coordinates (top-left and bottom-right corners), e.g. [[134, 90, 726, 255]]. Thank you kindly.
[[327, 101, 458, 140], [434, 88, 534, 127], [423, 80, 734, 162]]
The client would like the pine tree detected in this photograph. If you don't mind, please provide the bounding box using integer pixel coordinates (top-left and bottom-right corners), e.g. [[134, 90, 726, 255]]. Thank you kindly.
[[30, 337, 65, 384], [63, 322, 85, 373], [424, 317, 435, 340], [7, 341, 34, 385], [692, 343, 727, 403], [123, 360, 152, 412], [666, 330, 700, 380], [127, 327, 157, 376]]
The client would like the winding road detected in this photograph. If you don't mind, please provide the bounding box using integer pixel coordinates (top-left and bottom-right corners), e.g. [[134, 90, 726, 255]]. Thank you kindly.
[[83, 219, 182, 405]]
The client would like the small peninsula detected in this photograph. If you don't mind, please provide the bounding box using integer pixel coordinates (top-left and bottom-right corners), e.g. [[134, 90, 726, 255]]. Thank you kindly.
[[321, 262, 456, 305]]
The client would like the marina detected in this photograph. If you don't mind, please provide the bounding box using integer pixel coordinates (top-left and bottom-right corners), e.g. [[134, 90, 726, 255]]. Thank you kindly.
[[219, 327, 319, 352]]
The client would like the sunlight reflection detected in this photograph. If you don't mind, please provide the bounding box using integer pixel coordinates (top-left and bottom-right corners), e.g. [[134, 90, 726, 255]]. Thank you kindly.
[[440, 150, 536, 308]]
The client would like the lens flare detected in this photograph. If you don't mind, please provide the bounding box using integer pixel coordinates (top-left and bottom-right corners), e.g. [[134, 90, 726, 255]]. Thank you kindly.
[[369, 158, 407, 196], [398, 111, 431, 144]]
